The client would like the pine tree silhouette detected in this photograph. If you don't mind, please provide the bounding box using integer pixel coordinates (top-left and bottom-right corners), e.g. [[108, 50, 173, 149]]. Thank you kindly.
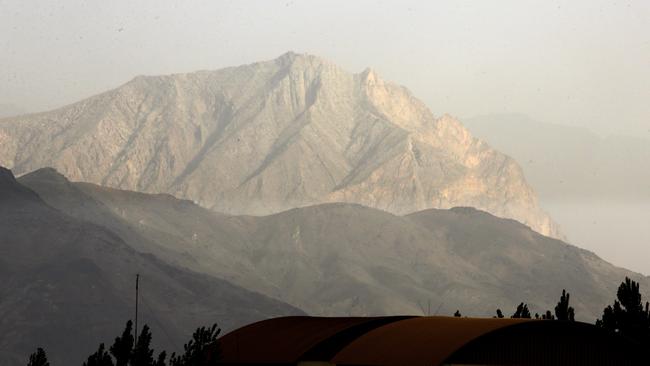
[[132, 325, 155, 366], [555, 289, 575, 321], [110, 321, 134, 366], [27, 347, 49, 366], [84, 343, 114, 366]]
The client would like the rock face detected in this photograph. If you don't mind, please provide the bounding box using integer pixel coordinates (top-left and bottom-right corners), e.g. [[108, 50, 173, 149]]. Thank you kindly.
[[19, 168, 650, 323], [0, 167, 302, 366], [0, 52, 559, 237]]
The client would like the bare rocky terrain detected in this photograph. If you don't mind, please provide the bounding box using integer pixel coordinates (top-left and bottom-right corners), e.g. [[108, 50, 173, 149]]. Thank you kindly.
[[0, 53, 559, 238]]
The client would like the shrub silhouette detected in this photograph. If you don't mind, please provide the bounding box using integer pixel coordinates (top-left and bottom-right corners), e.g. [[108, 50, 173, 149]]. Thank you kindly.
[[27, 347, 49, 366], [453, 310, 462, 317]]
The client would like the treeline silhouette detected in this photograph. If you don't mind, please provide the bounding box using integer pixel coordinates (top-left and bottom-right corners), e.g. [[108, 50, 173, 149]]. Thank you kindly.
[[27, 321, 220, 366], [27, 277, 650, 365], [455, 276, 650, 346]]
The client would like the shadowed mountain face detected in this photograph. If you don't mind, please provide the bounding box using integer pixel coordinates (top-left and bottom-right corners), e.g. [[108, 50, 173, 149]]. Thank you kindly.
[[0, 53, 559, 238], [0, 167, 302, 366], [18, 168, 649, 325]]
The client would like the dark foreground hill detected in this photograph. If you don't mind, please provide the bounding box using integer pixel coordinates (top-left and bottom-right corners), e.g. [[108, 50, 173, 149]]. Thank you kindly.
[[18, 168, 650, 323], [0, 167, 302, 366]]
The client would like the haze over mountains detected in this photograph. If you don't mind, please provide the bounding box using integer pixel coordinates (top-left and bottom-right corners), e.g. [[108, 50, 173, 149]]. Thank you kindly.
[[464, 114, 650, 274], [0, 167, 302, 366], [2, 52, 648, 365], [16, 167, 650, 323], [0, 52, 559, 238], [464, 114, 650, 201]]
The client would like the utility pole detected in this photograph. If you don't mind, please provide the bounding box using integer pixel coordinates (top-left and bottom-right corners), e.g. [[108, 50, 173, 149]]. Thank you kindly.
[[135, 274, 140, 343]]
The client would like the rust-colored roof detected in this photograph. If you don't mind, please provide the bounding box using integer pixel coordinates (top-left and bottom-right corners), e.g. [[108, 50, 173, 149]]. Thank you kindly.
[[331, 316, 532, 366], [217, 316, 644, 366], [218, 315, 412, 364]]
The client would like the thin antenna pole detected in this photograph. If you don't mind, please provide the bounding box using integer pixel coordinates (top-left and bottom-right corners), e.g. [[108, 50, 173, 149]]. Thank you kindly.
[[135, 274, 139, 342]]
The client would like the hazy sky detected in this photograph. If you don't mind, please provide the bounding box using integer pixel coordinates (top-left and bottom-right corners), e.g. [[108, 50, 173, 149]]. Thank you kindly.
[[1, 0, 649, 137]]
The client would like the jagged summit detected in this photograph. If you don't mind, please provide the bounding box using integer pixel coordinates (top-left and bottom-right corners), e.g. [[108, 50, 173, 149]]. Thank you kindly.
[[0, 53, 561, 237]]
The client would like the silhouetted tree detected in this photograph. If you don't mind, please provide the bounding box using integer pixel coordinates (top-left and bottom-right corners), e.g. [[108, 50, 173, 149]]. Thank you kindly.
[[596, 277, 650, 344], [154, 351, 167, 366], [132, 325, 155, 366], [110, 321, 134, 366], [27, 348, 49, 366], [453, 310, 461, 317], [555, 289, 575, 321], [511, 303, 531, 318], [494, 309, 504, 319], [169, 323, 221, 366], [84, 343, 114, 366]]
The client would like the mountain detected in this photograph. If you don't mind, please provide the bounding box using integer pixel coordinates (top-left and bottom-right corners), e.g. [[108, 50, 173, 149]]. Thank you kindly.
[[0, 52, 559, 238], [463, 114, 650, 201], [0, 167, 302, 366], [19, 168, 649, 324]]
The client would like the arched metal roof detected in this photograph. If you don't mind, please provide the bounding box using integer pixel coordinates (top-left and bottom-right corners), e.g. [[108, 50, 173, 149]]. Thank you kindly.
[[218, 315, 412, 364], [217, 316, 645, 365], [331, 316, 531, 366]]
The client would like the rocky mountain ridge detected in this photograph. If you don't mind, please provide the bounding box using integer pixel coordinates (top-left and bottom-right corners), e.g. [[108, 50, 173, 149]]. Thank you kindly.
[[0, 52, 560, 237]]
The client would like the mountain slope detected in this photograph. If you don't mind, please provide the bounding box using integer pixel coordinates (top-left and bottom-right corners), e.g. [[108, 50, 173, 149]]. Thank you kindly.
[[0, 52, 559, 237], [0, 167, 302, 366], [19, 168, 648, 323]]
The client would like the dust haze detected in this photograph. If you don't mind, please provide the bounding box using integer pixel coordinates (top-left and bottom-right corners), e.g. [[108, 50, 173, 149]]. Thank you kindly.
[[1, 2, 648, 269]]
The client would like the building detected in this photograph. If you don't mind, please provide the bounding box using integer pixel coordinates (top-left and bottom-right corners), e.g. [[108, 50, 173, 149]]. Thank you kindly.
[[215, 316, 645, 365]]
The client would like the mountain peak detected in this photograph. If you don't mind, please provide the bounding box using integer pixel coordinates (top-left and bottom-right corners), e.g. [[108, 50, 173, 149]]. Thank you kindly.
[[275, 51, 326, 68], [0, 55, 561, 238]]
